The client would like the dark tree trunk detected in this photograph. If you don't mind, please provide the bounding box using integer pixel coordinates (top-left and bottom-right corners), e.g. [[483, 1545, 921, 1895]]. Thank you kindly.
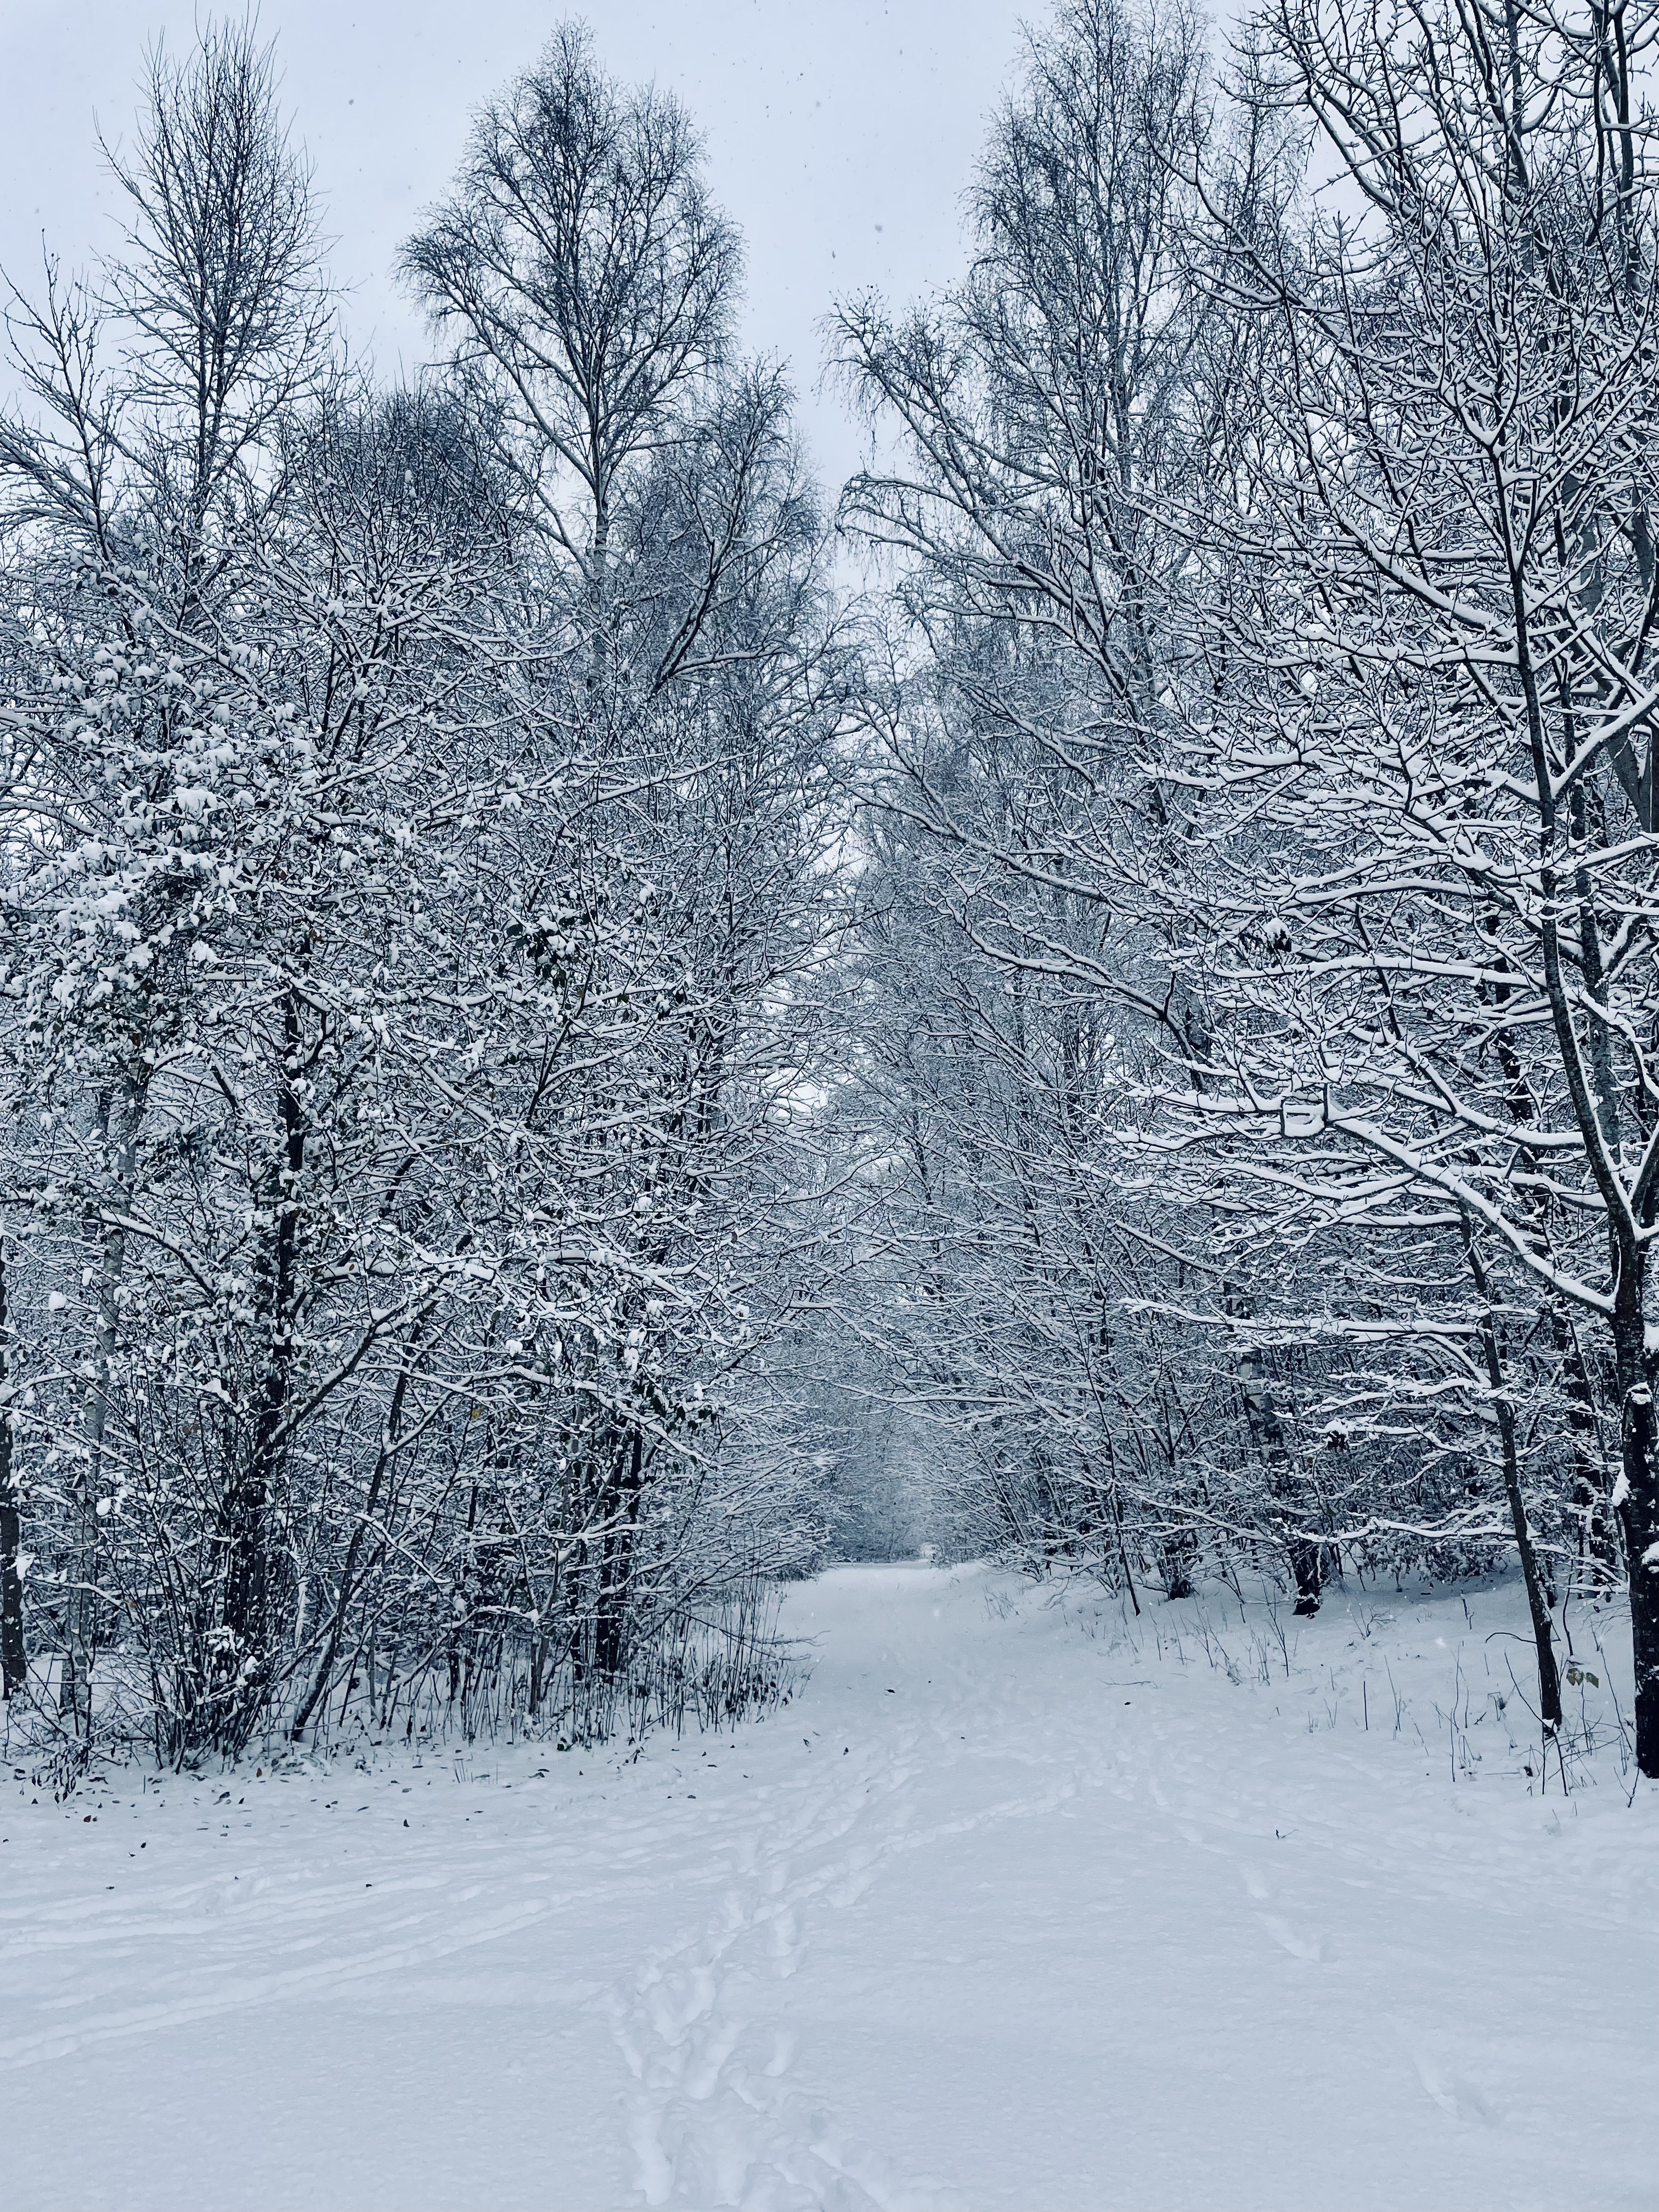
[[290, 1362, 410, 1742], [595, 1425, 643, 1681], [0, 1245, 24, 1700], [1109, 1473, 1141, 1618], [1493, 1401, 1564, 1737], [1611, 1312, 1659, 1776], [224, 991, 304, 1722], [1461, 1214, 1562, 1731], [61, 1079, 140, 1735], [1284, 1534, 1322, 1616], [1548, 1307, 1617, 1578], [448, 1481, 481, 1706], [1236, 1323, 1319, 1615]]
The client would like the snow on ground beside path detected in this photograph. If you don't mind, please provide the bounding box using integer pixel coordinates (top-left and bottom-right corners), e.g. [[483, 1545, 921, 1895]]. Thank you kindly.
[[0, 1564, 1650, 2212]]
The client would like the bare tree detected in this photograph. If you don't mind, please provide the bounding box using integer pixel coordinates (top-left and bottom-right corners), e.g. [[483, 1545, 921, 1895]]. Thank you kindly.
[[401, 21, 740, 590], [1160, 0, 1659, 1763]]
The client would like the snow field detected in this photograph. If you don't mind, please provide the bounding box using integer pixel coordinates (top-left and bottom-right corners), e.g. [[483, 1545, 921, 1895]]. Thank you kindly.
[[0, 1562, 1650, 2211]]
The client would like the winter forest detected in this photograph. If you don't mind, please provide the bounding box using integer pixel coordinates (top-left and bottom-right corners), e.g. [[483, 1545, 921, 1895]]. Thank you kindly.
[[0, 2, 1651, 2206]]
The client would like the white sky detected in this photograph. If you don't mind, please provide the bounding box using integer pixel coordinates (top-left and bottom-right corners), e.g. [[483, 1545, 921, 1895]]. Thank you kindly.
[[0, 1, 1037, 495]]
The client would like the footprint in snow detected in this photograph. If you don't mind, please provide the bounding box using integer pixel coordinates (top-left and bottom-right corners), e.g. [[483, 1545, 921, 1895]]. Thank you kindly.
[[1410, 2050, 1502, 2126], [1256, 1911, 1326, 1963], [764, 2027, 797, 2079]]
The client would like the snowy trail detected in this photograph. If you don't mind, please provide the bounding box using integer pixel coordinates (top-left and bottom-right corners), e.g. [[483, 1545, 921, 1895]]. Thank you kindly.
[[1, 1564, 1651, 2211]]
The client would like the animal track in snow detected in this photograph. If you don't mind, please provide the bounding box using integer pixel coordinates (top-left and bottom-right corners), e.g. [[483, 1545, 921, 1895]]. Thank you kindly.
[[610, 1739, 962, 2210]]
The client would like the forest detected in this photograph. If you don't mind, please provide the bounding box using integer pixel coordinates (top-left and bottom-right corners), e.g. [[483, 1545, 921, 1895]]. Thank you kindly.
[[0, 0, 1655, 1791]]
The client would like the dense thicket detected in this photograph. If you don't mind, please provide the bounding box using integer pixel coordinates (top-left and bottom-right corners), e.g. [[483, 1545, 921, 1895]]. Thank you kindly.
[[2, 2, 1654, 1779], [0, 21, 848, 1763]]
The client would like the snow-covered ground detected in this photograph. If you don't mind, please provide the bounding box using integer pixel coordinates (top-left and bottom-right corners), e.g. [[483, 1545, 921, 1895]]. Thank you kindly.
[[1, 1564, 1650, 2212]]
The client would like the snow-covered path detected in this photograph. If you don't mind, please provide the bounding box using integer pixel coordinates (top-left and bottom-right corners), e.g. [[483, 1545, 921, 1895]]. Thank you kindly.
[[2, 1565, 1650, 2211]]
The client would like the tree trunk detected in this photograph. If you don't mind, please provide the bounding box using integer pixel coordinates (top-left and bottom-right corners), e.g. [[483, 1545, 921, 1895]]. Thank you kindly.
[[0, 1244, 24, 1700], [290, 1361, 410, 1742], [60, 1079, 140, 1735], [224, 990, 304, 1730], [1545, 1304, 1618, 1583], [595, 1425, 642, 1681], [1235, 1320, 1319, 1614], [448, 1481, 480, 1705], [1460, 1214, 1562, 1731], [1611, 1310, 1659, 1777]]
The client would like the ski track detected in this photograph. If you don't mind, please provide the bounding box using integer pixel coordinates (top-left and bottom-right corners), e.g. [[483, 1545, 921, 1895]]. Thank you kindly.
[[1, 1564, 1651, 2212]]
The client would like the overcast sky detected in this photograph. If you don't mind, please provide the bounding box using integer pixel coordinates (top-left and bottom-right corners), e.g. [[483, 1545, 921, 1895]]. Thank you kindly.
[[0, 2, 1038, 494]]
